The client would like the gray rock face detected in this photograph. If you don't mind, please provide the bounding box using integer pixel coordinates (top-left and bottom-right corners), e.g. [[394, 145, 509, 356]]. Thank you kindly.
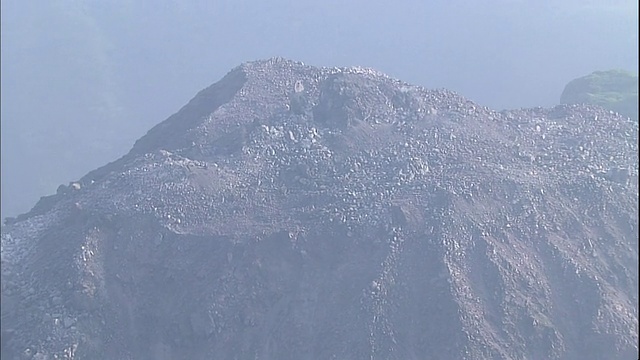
[[1, 58, 638, 360]]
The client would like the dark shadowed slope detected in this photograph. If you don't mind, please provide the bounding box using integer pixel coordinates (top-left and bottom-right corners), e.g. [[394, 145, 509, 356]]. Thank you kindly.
[[1, 58, 638, 360]]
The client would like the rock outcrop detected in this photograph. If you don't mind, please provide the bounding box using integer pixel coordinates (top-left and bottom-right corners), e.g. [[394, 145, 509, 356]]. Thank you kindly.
[[2, 58, 638, 359]]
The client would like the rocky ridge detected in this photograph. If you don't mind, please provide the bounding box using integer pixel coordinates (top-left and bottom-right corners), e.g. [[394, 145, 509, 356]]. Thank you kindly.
[[1, 58, 638, 359]]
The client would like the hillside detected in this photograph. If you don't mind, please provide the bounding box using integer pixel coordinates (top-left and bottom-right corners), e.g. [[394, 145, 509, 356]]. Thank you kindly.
[[560, 70, 638, 121], [1, 59, 638, 360]]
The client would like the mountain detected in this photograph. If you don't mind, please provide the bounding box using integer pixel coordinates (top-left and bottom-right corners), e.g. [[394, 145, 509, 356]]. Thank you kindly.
[[1, 58, 638, 360], [3, 0, 638, 219], [560, 70, 638, 122]]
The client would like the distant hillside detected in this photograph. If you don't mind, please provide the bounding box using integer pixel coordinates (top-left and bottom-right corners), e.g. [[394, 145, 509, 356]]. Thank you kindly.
[[560, 70, 638, 121]]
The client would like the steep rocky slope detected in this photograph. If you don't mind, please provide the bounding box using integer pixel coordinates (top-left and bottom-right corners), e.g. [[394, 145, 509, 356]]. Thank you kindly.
[[2, 58, 638, 359]]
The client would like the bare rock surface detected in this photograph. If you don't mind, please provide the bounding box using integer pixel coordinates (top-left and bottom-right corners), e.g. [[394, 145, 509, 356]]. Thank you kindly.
[[1, 58, 638, 359]]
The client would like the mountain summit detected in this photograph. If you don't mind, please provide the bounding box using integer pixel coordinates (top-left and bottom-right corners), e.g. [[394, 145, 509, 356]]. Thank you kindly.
[[2, 58, 638, 359]]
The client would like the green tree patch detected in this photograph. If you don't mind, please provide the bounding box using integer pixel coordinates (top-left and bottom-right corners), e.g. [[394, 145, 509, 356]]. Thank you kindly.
[[560, 69, 638, 122]]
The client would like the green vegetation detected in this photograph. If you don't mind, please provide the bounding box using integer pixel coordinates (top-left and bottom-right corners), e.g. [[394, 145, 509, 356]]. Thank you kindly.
[[560, 69, 638, 121]]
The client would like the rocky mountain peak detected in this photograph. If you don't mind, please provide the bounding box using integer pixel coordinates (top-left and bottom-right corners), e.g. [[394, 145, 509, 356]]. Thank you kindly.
[[1, 59, 638, 360], [129, 57, 405, 157]]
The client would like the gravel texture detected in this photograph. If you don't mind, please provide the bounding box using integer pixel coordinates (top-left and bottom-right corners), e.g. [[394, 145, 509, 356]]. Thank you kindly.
[[1, 58, 638, 360]]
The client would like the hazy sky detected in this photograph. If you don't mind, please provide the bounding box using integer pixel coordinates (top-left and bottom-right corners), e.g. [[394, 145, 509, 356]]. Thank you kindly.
[[1, 0, 638, 218]]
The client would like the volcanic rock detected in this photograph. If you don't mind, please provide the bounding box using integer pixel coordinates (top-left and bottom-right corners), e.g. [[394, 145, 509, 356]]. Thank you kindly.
[[1, 58, 638, 359]]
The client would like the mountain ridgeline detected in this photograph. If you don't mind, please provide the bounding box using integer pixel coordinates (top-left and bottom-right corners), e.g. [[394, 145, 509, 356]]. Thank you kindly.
[[1, 59, 638, 359]]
